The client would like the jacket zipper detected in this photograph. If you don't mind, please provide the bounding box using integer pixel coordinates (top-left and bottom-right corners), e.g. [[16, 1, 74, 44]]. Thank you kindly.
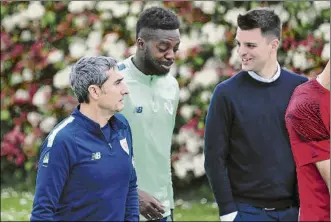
[[100, 127, 112, 149]]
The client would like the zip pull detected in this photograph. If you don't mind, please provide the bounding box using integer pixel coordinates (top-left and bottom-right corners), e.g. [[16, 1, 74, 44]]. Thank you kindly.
[[108, 143, 112, 149]]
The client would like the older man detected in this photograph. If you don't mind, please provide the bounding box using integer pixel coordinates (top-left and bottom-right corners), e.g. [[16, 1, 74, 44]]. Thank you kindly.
[[31, 56, 139, 221]]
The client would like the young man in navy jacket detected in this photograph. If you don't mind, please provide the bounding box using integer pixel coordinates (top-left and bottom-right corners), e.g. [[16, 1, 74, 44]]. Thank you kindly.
[[204, 8, 307, 221], [31, 56, 139, 221]]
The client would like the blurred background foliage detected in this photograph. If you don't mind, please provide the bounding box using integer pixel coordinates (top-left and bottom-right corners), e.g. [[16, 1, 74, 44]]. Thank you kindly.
[[1, 1, 330, 198]]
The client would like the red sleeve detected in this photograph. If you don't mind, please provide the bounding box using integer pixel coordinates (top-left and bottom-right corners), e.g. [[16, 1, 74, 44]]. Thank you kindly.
[[304, 140, 330, 163], [286, 90, 330, 166], [320, 99, 330, 134]]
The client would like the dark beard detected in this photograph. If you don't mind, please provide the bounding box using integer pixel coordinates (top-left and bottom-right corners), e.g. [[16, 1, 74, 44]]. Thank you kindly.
[[143, 51, 169, 76]]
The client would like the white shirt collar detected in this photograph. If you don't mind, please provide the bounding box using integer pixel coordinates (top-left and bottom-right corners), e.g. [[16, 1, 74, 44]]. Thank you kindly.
[[247, 62, 281, 83]]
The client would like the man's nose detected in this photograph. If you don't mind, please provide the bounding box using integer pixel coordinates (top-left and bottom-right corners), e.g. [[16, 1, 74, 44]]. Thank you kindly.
[[122, 83, 129, 95], [237, 45, 247, 57], [165, 49, 175, 60]]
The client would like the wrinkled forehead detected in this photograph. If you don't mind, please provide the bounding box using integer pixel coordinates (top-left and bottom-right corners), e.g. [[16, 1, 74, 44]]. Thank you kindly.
[[140, 28, 180, 42]]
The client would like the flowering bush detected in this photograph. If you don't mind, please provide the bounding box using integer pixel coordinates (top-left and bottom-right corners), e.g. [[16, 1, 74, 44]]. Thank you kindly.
[[1, 1, 330, 189]]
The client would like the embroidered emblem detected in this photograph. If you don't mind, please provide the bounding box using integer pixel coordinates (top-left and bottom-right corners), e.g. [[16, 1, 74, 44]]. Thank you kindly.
[[42, 152, 49, 167], [120, 138, 129, 155]]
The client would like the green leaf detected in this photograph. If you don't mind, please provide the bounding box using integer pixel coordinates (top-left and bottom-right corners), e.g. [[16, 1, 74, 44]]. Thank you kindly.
[[5, 60, 12, 70], [198, 121, 204, 130], [250, 1, 260, 9], [322, 9, 331, 20], [23, 126, 32, 135], [12, 35, 19, 42], [54, 61, 66, 70], [14, 170, 23, 180], [1, 110, 10, 120], [193, 56, 204, 66], [1, 4, 7, 18], [47, 11, 56, 24], [41, 11, 56, 28], [24, 161, 33, 171], [214, 43, 227, 58]]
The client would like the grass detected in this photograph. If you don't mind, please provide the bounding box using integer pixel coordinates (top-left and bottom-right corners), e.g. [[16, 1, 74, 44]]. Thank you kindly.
[[1, 188, 218, 221], [1, 188, 33, 221], [174, 199, 219, 221]]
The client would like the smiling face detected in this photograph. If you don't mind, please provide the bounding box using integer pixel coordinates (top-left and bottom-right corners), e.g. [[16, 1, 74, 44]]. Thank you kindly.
[[139, 29, 180, 75], [235, 27, 279, 73]]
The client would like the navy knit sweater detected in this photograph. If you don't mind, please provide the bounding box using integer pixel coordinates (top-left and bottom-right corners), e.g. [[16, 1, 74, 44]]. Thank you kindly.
[[204, 69, 307, 216]]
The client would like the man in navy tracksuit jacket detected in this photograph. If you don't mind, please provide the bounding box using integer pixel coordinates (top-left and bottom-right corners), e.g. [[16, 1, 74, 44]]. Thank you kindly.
[[31, 56, 139, 221]]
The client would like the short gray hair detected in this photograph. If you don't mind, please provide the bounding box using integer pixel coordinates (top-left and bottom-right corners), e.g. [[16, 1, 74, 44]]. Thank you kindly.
[[69, 56, 118, 103]]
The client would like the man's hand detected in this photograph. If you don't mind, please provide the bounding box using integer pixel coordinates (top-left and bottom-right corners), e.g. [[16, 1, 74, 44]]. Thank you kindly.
[[138, 189, 165, 220], [315, 159, 330, 193]]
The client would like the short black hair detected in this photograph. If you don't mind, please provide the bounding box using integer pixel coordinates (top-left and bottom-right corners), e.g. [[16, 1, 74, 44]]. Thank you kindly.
[[237, 8, 281, 40], [136, 7, 180, 39]]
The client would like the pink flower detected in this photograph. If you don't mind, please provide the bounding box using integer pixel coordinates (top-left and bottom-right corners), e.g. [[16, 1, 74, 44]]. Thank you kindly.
[[16, 154, 25, 166], [13, 112, 28, 126], [1, 31, 12, 50], [30, 41, 44, 58], [28, 83, 39, 103], [1, 126, 26, 166], [12, 61, 24, 73], [11, 44, 24, 58], [182, 117, 200, 130]]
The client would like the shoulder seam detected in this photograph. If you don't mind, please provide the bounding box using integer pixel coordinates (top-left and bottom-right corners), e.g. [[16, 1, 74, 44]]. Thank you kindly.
[[47, 116, 75, 147]]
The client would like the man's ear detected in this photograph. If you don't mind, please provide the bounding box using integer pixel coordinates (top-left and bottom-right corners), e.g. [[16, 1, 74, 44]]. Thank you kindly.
[[88, 85, 100, 101], [136, 37, 145, 50], [271, 39, 280, 51]]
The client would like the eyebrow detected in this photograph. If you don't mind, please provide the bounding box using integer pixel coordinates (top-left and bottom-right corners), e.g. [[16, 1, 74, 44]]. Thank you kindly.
[[157, 41, 170, 46], [235, 39, 258, 45], [114, 77, 124, 84], [157, 40, 180, 46]]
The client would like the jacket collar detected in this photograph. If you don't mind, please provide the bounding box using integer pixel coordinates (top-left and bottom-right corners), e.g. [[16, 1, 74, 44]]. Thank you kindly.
[[71, 105, 127, 133], [247, 62, 281, 83], [124, 55, 167, 84]]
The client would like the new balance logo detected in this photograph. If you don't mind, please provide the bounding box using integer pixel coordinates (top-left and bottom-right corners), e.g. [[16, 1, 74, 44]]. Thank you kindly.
[[135, 106, 143, 113], [91, 152, 101, 160]]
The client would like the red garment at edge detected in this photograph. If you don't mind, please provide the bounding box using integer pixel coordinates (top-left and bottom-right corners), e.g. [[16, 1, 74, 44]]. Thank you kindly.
[[285, 79, 330, 221]]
